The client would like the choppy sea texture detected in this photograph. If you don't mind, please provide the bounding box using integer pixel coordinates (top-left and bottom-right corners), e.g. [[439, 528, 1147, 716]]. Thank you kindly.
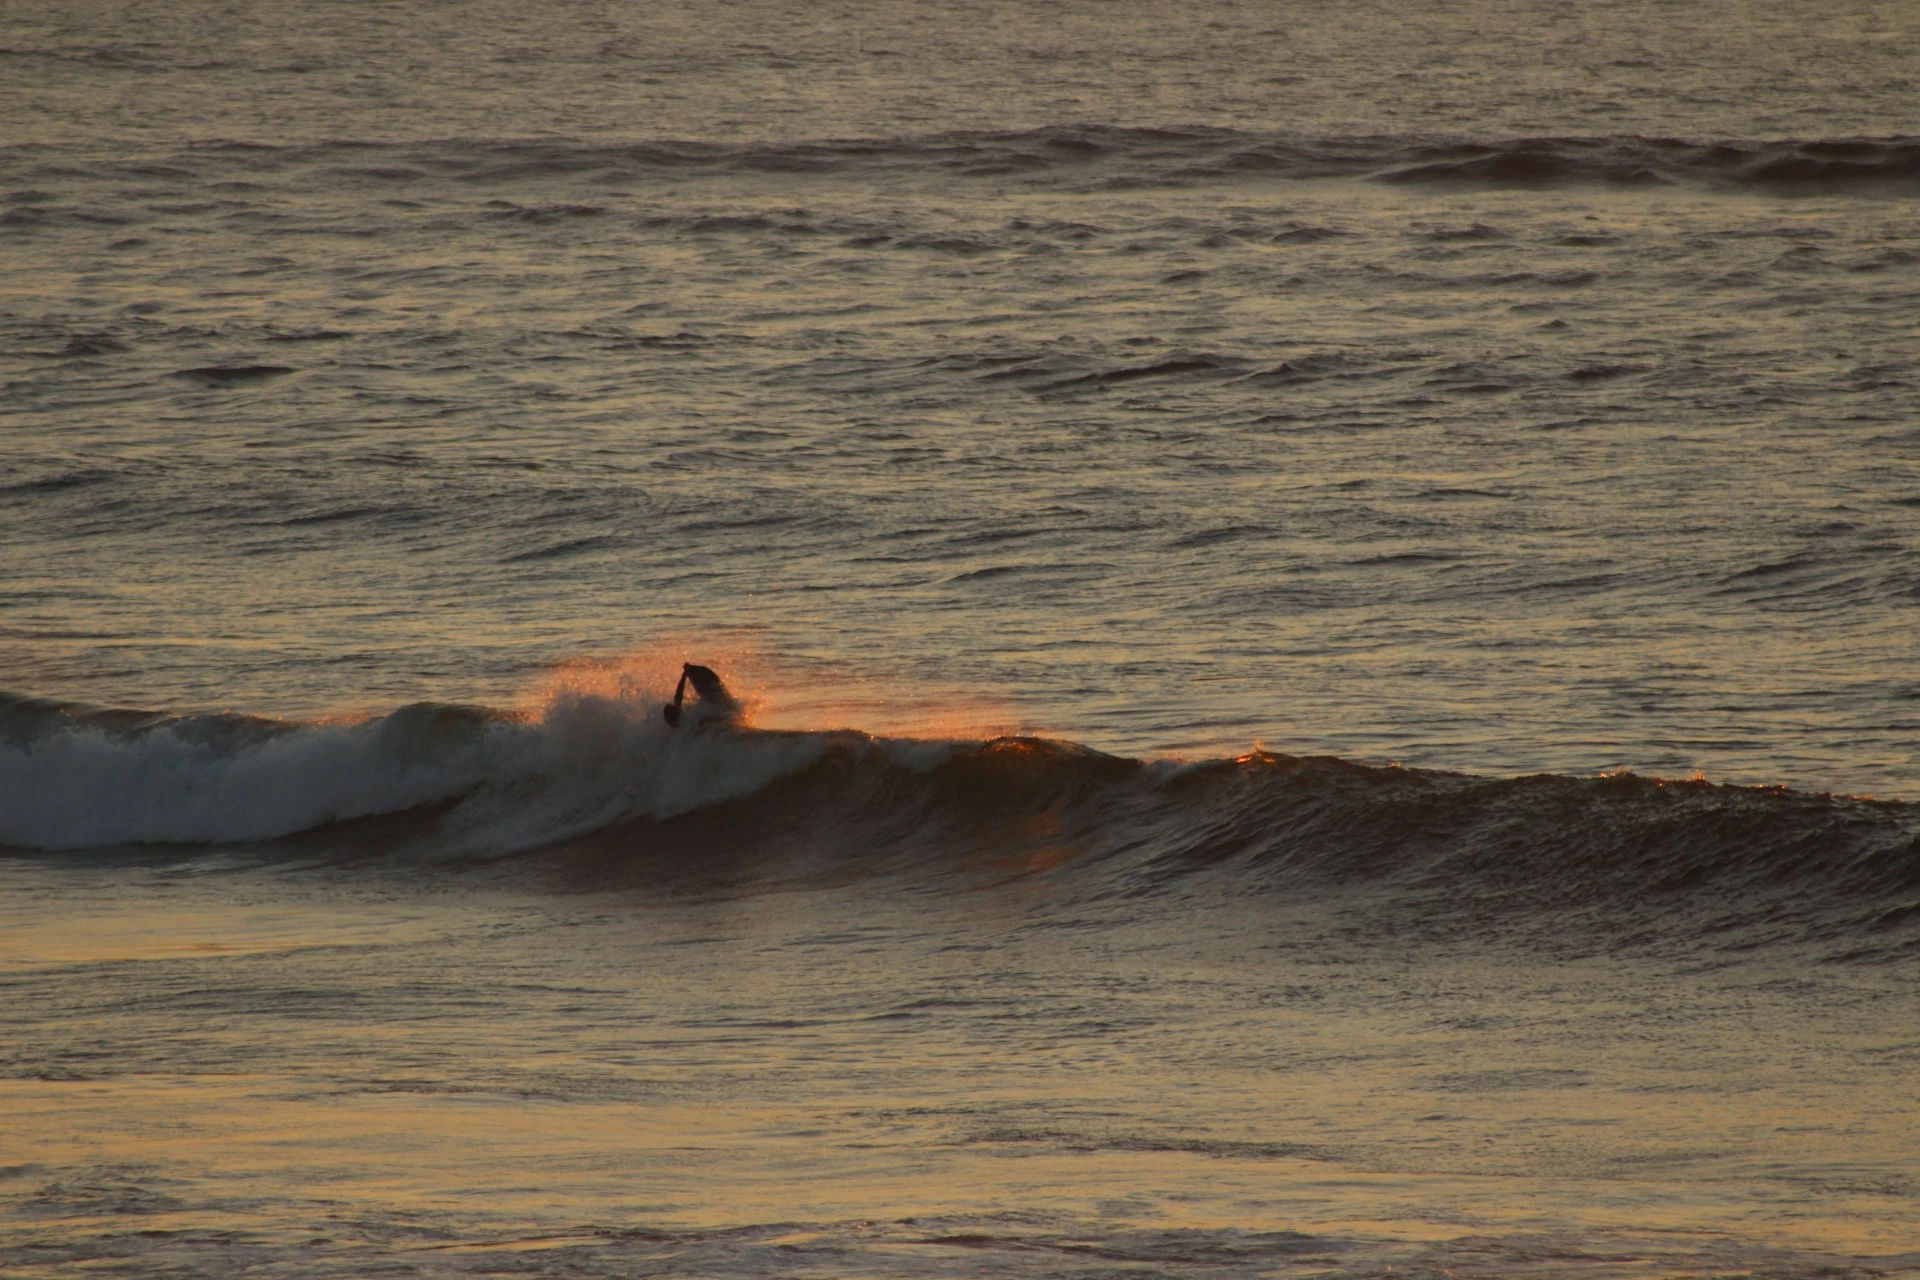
[[5, 0, 1918, 144], [7, 147, 1920, 790], [4, 0, 1920, 793]]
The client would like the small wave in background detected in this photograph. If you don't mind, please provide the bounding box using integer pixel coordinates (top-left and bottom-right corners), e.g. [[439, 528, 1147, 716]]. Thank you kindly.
[[10, 129, 1920, 197]]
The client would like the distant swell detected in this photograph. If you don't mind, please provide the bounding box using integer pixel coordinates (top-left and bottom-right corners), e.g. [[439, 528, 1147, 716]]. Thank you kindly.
[[2, 689, 1916, 959], [8, 129, 1918, 194], [454, 128, 1920, 191]]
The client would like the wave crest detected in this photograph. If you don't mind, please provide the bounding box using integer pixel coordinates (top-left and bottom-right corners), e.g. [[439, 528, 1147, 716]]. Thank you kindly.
[[0, 686, 854, 853], [4, 688, 1916, 959]]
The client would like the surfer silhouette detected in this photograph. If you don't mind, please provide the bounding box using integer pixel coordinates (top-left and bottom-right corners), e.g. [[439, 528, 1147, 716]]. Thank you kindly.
[[663, 662, 739, 727]]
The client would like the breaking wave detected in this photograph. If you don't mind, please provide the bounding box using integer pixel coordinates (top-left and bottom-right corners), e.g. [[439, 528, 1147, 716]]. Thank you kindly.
[[3, 686, 1916, 959], [0, 686, 861, 854]]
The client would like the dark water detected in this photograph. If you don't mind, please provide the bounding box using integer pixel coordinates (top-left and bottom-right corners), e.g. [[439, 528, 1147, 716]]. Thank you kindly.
[[4, 1, 1920, 1276]]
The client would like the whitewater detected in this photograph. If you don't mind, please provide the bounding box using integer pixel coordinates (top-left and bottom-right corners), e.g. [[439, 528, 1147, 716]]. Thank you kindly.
[[4, 0, 1920, 1276]]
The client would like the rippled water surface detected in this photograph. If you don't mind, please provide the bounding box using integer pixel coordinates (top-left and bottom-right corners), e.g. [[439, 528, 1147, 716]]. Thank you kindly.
[[5, 0, 1919, 790], [4, 2, 1920, 1276]]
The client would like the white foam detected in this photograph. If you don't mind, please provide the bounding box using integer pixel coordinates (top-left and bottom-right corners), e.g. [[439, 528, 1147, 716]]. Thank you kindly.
[[433, 691, 846, 858], [0, 689, 859, 853], [0, 712, 515, 850]]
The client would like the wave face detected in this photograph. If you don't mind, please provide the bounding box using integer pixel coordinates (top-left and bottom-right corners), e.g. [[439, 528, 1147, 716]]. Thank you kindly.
[[7, 690, 1915, 958]]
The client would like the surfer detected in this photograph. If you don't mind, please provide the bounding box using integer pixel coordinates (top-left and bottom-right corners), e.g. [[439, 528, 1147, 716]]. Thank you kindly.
[[663, 662, 739, 727]]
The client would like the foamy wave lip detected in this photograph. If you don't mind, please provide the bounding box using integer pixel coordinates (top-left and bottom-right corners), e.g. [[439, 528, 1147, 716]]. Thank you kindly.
[[0, 685, 870, 854], [0, 702, 521, 850], [431, 689, 855, 858]]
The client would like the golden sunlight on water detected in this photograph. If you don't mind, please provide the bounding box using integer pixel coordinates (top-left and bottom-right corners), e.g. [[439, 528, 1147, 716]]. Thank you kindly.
[[0, 907, 449, 966], [9, 1057, 1916, 1253], [527, 644, 1034, 743], [6, 874, 1918, 1273]]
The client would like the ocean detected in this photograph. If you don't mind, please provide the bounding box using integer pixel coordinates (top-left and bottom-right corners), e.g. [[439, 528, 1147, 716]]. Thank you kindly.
[[3, 1, 1919, 1275]]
